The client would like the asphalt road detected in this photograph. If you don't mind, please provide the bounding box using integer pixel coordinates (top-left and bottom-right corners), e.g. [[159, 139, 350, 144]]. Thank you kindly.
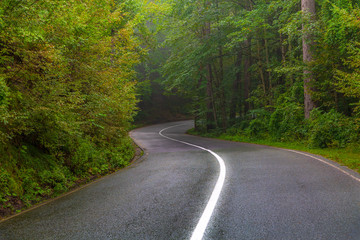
[[1, 120, 360, 240]]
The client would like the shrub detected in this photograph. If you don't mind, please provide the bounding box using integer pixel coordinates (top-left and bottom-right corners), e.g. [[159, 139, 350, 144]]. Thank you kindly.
[[39, 168, 67, 190], [19, 168, 42, 205], [0, 168, 17, 205], [70, 137, 97, 176], [105, 137, 135, 168], [308, 109, 359, 148], [245, 108, 270, 138], [246, 119, 268, 137], [269, 102, 304, 141]]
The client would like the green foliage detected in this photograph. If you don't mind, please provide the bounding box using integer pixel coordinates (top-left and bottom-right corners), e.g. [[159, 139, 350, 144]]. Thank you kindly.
[[308, 109, 359, 148], [247, 119, 268, 137], [0, 169, 17, 205], [0, 77, 9, 107], [99, 137, 135, 168], [70, 137, 98, 176], [19, 169, 43, 205], [335, 42, 360, 112], [269, 94, 305, 141], [243, 109, 269, 137], [269, 107, 303, 140], [39, 168, 68, 190], [0, 0, 142, 216], [152, 0, 360, 151]]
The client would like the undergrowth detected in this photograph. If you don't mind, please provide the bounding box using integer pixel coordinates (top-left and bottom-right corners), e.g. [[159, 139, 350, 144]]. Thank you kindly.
[[0, 136, 135, 219]]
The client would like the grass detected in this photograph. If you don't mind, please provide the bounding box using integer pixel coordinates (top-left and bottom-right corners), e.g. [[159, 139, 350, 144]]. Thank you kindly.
[[188, 129, 360, 174]]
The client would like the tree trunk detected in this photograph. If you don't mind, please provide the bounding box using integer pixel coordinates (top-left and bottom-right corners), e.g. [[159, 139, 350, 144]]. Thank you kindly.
[[280, 32, 286, 64], [302, 0, 316, 119], [288, 39, 294, 85], [256, 40, 266, 95], [243, 38, 251, 115], [264, 28, 272, 92], [206, 67, 215, 131], [206, 64, 218, 130], [195, 71, 203, 131], [203, 20, 217, 131], [217, 47, 227, 130], [229, 50, 242, 123]]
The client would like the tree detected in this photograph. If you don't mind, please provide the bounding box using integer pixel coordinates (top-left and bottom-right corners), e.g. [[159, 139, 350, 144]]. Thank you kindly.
[[0, 0, 143, 210], [302, 0, 316, 118]]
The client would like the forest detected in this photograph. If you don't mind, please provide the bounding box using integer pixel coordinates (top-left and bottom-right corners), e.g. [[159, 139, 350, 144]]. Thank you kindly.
[[1, 0, 360, 217], [0, 0, 142, 217], [148, 0, 360, 172]]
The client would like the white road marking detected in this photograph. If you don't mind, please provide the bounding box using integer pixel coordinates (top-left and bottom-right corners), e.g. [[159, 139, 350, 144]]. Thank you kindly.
[[284, 149, 360, 183], [159, 124, 226, 240]]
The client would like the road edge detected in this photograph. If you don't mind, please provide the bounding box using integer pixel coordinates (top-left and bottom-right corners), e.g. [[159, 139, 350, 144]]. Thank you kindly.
[[187, 131, 360, 183], [0, 137, 146, 223]]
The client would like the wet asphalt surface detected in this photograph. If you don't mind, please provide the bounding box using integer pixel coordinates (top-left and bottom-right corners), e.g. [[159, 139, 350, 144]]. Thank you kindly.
[[0, 120, 360, 240]]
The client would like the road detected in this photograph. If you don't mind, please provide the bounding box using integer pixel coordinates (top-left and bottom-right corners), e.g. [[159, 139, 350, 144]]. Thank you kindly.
[[1, 120, 360, 239]]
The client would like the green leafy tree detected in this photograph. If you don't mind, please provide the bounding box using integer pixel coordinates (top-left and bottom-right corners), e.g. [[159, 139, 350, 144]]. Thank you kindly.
[[0, 0, 143, 214]]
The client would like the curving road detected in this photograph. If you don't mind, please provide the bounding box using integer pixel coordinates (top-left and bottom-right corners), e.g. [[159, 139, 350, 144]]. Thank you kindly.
[[1, 120, 360, 239]]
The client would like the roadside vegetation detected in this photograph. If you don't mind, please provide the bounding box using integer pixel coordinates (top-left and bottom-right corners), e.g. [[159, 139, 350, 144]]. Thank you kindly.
[[0, 0, 142, 218], [150, 0, 360, 173]]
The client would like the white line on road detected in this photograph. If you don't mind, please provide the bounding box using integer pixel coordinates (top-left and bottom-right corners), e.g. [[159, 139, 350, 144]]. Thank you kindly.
[[284, 149, 360, 183], [159, 124, 226, 240]]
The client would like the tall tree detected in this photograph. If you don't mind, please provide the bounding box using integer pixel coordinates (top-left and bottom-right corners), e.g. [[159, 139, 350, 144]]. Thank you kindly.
[[302, 0, 316, 118]]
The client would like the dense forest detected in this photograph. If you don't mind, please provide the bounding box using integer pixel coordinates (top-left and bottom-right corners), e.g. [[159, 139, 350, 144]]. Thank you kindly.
[[156, 0, 360, 137], [139, 0, 360, 168], [152, 0, 360, 149], [1, 0, 360, 217], [0, 0, 143, 216]]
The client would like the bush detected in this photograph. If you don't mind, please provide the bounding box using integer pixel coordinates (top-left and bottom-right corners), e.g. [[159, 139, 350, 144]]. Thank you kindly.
[[19, 168, 43, 205], [308, 109, 359, 148], [245, 108, 270, 138], [0, 168, 17, 205], [246, 119, 268, 137], [105, 137, 135, 168], [225, 126, 243, 135], [70, 137, 96, 176], [39, 167, 68, 193], [269, 102, 304, 141]]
